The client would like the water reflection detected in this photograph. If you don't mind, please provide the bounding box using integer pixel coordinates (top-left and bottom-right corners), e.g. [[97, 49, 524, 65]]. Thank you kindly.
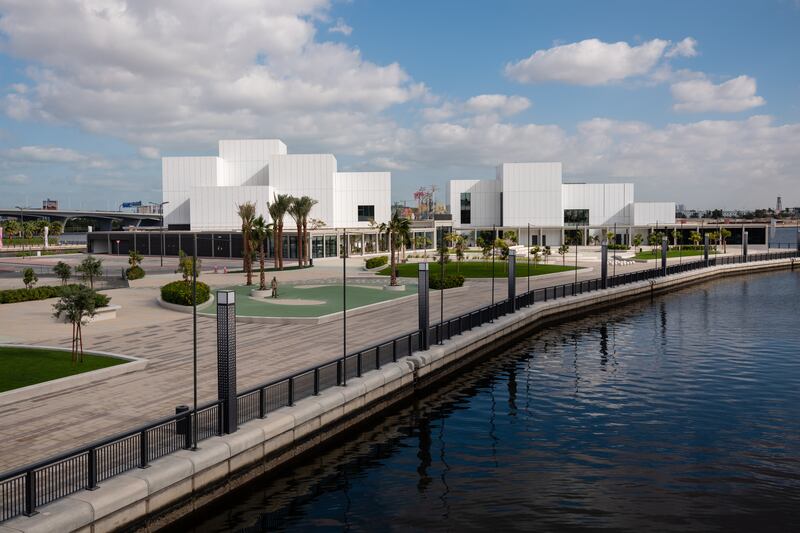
[[172, 271, 800, 533]]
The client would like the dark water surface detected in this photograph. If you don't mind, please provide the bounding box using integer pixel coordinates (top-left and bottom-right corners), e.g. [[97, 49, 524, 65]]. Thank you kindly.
[[175, 271, 800, 532]]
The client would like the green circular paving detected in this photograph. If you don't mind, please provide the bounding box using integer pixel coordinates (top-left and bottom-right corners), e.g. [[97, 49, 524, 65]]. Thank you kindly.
[[199, 282, 418, 317]]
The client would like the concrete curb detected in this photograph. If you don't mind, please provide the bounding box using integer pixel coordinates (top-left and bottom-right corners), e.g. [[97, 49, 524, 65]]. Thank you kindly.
[[2, 257, 794, 532], [0, 345, 147, 407], [155, 293, 215, 314]]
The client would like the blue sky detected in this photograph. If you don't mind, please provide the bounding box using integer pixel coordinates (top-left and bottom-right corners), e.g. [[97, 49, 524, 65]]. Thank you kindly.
[[0, 0, 798, 211]]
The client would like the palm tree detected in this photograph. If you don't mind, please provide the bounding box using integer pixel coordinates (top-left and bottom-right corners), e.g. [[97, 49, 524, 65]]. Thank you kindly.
[[250, 215, 273, 290], [297, 196, 318, 267], [378, 213, 411, 286], [236, 202, 257, 285], [689, 231, 702, 247], [268, 194, 292, 270], [720, 228, 732, 253]]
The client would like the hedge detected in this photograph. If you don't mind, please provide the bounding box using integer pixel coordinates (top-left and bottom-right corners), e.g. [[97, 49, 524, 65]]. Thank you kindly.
[[607, 244, 630, 250], [126, 265, 145, 280], [365, 255, 389, 269], [429, 274, 465, 290], [0, 284, 110, 306], [161, 280, 211, 306]]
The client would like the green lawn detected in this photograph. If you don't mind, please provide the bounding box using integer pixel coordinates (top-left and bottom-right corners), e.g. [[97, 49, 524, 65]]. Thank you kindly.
[[0, 346, 125, 393], [633, 249, 716, 260], [199, 282, 418, 317], [377, 261, 578, 278]]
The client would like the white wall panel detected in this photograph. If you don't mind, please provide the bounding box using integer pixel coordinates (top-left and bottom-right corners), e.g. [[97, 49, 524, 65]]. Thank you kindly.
[[189, 186, 274, 231], [498, 162, 563, 226], [448, 179, 500, 228], [633, 202, 676, 225], [332, 172, 391, 227], [268, 154, 337, 225], [562, 182, 634, 226], [162, 156, 222, 226]]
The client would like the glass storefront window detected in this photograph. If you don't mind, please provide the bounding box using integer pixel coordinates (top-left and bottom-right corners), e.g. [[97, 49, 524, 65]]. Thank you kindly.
[[325, 235, 337, 257], [312, 236, 324, 258]]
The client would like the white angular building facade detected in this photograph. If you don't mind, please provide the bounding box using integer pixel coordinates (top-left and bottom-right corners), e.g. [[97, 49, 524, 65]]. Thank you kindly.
[[448, 162, 675, 246], [163, 140, 391, 231]]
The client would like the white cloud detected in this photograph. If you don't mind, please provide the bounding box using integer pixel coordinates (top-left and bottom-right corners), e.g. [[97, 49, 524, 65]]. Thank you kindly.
[[671, 75, 765, 112], [329, 18, 352, 36], [464, 94, 530, 116], [505, 38, 670, 85], [2, 174, 29, 184], [6, 145, 87, 163], [138, 146, 161, 159], [666, 37, 698, 58], [0, 0, 424, 152]]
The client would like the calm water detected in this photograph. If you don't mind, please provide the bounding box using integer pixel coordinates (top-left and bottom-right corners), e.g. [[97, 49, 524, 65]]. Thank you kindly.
[[175, 271, 800, 532]]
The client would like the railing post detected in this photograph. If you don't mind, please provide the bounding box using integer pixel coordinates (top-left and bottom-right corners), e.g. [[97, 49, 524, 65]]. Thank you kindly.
[[357, 353, 362, 377], [601, 241, 608, 289], [288, 377, 295, 406], [336, 359, 343, 385], [313, 368, 320, 396], [24, 470, 37, 516], [392, 338, 397, 362], [375, 347, 381, 369], [418, 262, 430, 351], [216, 290, 238, 434], [87, 448, 98, 490], [259, 387, 266, 417], [139, 429, 149, 468], [507, 249, 517, 313]]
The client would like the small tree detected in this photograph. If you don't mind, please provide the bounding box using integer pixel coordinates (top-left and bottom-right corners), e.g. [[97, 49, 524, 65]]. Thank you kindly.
[[606, 231, 615, 245], [128, 249, 143, 269], [22, 267, 38, 289], [633, 234, 643, 252], [76, 255, 103, 289], [671, 229, 681, 246], [542, 246, 552, 264], [53, 261, 72, 285], [176, 250, 201, 284], [689, 231, 702, 247], [453, 235, 466, 274], [505, 230, 518, 245], [557, 244, 569, 265], [530, 246, 541, 269], [720, 228, 732, 253], [52, 285, 98, 363], [49, 221, 64, 242], [477, 237, 492, 259]]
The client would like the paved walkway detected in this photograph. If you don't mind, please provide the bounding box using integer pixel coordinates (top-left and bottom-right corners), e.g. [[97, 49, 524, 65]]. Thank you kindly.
[[0, 251, 749, 471]]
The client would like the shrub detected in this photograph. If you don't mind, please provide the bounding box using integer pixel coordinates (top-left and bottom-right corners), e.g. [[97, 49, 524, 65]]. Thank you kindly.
[[607, 244, 630, 250], [429, 274, 465, 290], [126, 265, 145, 280], [22, 267, 38, 289], [365, 255, 389, 269], [161, 280, 211, 306], [0, 284, 109, 306], [94, 292, 111, 308]]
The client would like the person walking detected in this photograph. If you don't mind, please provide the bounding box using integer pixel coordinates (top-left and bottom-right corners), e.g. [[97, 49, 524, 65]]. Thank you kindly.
[[270, 276, 278, 298]]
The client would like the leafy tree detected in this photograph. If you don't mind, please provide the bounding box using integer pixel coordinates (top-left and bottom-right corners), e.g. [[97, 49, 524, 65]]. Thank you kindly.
[[268, 193, 293, 270], [22, 267, 38, 289], [250, 215, 273, 290], [689, 231, 702, 246], [236, 202, 257, 285], [543, 246, 552, 264], [378, 213, 412, 286], [176, 250, 201, 284], [49, 221, 64, 240], [633, 234, 643, 252], [529, 245, 541, 269], [453, 235, 466, 273], [3, 219, 21, 240], [76, 255, 103, 289], [52, 285, 100, 363], [557, 243, 569, 265], [477, 237, 492, 259], [648, 232, 663, 256], [720, 228, 732, 253], [437, 239, 450, 265], [606, 231, 615, 244], [53, 261, 72, 285], [504, 230, 518, 244]]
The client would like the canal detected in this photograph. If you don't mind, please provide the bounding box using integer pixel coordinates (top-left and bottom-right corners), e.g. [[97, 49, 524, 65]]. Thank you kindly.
[[173, 270, 800, 532]]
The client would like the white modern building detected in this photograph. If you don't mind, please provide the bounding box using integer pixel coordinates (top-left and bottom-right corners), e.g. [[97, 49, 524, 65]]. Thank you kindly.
[[162, 139, 391, 232], [448, 162, 675, 246]]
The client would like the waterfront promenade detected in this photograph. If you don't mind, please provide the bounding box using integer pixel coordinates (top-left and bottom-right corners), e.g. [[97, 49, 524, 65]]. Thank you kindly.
[[0, 251, 750, 471]]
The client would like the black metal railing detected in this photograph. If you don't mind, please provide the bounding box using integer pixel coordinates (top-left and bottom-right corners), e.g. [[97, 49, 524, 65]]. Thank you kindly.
[[1, 249, 797, 522]]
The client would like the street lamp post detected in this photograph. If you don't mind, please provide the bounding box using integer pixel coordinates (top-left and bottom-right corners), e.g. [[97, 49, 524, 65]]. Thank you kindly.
[[491, 225, 496, 320], [192, 233, 198, 449], [341, 229, 347, 387], [150, 201, 169, 268]]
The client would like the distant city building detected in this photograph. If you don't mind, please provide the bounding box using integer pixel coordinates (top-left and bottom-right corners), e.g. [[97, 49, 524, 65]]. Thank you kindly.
[[42, 198, 58, 210], [776, 196, 783, 213]]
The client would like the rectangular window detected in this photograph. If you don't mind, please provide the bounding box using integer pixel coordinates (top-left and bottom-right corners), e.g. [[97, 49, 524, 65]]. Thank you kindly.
[[460, 192, 471, 224], [357, 205, 375, 222], [564, 209, 590, 224]]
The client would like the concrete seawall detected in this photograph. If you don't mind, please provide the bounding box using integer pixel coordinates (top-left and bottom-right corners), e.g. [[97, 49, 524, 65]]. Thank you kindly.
[[1, 258, 795, 533]]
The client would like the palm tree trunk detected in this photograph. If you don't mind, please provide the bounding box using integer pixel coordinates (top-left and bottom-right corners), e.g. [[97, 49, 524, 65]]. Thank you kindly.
[[244, 231, 252, 285], [277, 224, 283, 270], [78, 323, 84, 363], [302, 221, 309, 266], [71, 322, 77, 364], [297, 222, 303, 268], [259, 243, 266, 290], [390, 234, 397, 286]]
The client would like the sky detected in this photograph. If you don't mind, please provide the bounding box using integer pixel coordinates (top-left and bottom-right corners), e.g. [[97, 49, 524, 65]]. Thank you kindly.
[[0, 0, 798, 211]]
